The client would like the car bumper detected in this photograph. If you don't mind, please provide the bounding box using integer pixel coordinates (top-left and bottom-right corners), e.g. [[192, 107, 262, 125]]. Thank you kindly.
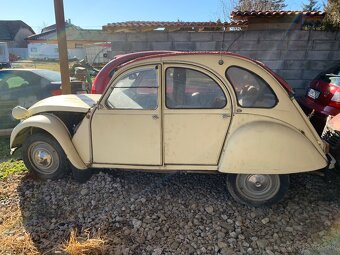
[[327, 153, 336, 169], [297, 97, 340, 117]]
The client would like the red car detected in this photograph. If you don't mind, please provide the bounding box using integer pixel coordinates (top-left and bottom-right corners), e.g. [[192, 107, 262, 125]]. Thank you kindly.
[[91, 51, 177, 94], [298, 63, 340, 134]]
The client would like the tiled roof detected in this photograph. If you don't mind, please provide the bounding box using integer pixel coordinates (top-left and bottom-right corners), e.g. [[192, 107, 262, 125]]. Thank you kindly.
[[231, 10, 326, 20], [103, 21, 247, 32]]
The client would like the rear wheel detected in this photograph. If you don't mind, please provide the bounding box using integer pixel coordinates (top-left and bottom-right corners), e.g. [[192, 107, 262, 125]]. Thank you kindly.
[[22, 133, 69, 180], [226, 174, 289, 207]]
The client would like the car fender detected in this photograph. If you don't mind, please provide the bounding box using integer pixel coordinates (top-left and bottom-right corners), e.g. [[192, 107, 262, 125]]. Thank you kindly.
[[218, 120, 328, 174], [10, 114, 87, 170]]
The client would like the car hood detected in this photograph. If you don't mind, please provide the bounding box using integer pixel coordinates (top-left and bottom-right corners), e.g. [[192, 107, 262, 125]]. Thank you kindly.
[[13, 94, 101, 120]]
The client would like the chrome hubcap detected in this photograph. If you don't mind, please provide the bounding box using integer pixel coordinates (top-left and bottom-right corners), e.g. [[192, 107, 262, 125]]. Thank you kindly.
[[28, 142, 59, 174], [236, 174, 280, 201], [33, 149, 52, 168]]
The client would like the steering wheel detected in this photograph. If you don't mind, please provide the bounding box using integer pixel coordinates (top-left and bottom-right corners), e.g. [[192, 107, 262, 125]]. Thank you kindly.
[[239, 85, 261, 107]]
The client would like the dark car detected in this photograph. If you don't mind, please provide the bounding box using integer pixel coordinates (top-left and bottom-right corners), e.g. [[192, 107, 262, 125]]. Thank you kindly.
[[298, 63, 340, 134], [0, 69, 84, 130], [91, 51, 177, 94]]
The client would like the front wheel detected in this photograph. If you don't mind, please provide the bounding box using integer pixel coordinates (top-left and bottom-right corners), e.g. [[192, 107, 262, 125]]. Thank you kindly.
[[226, 174, 289, 207], [22, 133, 69, 180]]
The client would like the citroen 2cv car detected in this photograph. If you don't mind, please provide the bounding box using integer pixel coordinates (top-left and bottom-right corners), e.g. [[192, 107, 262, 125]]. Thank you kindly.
[[10, 52, 330, 206]]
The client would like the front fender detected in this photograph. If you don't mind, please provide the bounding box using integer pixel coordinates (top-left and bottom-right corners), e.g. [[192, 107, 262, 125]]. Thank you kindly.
[[10, 114, 87, 170], [219, 121, 327, 174]]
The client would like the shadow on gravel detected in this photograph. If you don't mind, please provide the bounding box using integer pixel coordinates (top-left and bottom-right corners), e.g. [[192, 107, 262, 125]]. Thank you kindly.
[[17, 169, 340, 254]]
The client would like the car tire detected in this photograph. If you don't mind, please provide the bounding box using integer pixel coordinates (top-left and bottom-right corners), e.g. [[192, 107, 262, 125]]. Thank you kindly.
[[71, 166, 93, 183], [22, 133, 69, 180], [226, 174, 289, 207]]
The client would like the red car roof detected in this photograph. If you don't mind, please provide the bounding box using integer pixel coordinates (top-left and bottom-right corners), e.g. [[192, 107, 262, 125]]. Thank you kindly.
[[118, 51, 294, 95], [92, 51, 293, 95], [91, 51, 177, 93]]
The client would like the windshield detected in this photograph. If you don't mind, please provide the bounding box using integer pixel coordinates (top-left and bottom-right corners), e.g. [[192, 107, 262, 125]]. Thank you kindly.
[[30, 69, 61, 82]]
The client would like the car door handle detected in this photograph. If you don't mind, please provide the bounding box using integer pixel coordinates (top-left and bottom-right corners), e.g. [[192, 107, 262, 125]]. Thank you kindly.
[[152, 114, 159, 120]]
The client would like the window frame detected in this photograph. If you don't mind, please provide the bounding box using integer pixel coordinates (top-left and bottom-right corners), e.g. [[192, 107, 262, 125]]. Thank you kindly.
[[225, 65, 279, 109], [164, 66, 228, 110], [104, 65, 160, 111]]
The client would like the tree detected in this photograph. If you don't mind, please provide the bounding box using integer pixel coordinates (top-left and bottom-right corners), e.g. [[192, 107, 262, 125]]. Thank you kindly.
[[235, 0, 287, 11], [302, 0, 320, 11], [323, 0, 340, 30]]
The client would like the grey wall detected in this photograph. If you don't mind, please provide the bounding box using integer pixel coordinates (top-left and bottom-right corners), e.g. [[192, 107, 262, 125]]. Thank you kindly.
[[108, 30, 340, 96]]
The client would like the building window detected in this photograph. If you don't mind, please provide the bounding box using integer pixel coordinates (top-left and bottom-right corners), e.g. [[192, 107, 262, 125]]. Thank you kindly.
[[75, 43, 83, 48], [31, 47, 37, 52]]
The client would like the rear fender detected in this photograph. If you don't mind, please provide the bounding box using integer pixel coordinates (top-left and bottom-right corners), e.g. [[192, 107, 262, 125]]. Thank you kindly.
[[10, 114, 87, 170], [219, 121, 327, 174]]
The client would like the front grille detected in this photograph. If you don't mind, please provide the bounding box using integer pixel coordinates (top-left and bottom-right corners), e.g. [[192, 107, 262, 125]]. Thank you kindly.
[[322, 126, 340, 149]]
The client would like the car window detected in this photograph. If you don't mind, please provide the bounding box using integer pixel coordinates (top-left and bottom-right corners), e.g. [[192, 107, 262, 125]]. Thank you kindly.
[[30, 69, 61, 82], [326, 66, 340, 86], [106, 67, 158, 109], [165, 67, 226, 109], [0, 72, 30, 89], [226, 66, 278, 108]]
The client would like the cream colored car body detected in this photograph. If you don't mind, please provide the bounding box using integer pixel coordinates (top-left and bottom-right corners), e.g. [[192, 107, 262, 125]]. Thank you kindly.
[[11, 53, 328, 174]]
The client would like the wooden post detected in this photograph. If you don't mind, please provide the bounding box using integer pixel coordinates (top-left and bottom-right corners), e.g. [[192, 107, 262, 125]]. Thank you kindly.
[[54, 0, 71, 94]]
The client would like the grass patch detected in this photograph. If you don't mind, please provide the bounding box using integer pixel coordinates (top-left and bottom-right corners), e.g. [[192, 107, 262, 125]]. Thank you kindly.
[[0, 137, 11, 160], [11, 60, 80, 72], [11, 60, 61, 72], [0, 160, 27, 180], [0, 137, 26, 180]]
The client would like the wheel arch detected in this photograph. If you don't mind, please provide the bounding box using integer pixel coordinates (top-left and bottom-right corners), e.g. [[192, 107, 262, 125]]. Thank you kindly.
[[10, 114, 87, 170], [219, 120, 328, 174]]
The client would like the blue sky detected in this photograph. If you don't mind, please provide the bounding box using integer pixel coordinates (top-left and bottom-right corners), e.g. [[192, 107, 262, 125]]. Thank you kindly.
[[3, 0, 325, 33]]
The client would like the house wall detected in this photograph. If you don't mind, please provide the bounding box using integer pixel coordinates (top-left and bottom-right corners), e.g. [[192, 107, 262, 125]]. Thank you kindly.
[[27, 40, 104, 49], [27, 43, 86, 60], [8, 48, 28, 59], [108, 30, 340, 96]]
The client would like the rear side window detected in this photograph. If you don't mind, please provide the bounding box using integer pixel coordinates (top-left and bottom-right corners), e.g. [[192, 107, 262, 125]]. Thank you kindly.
[[226, 66, 277, 108]]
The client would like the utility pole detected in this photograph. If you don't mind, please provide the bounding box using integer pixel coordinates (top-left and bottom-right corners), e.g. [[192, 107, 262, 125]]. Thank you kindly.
[[54, 0, 71, 94]]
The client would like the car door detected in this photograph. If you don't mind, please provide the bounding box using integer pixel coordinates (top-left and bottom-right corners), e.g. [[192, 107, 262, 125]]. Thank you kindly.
[[91, 65, 162, 165], [163, 65, 232, 165]]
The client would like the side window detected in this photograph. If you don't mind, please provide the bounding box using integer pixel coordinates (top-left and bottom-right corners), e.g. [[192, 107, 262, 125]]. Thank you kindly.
[[165, 67, 226, 109], [6, 76, 29, 88], [226, 66, 278, 108], [0, 73, 30, 89], [106, 67, 158, 110]]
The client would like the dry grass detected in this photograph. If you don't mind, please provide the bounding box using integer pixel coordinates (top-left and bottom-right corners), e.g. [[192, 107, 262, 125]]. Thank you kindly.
[[11, 60, 61, 72], [0, 178, 39, 255], [62, 229, 106, 255], [0, 231, 39, 255], [11, 60, 79, 72]]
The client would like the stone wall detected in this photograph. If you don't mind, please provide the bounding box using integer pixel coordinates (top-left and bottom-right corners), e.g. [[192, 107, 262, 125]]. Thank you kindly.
[[108, 30, 340, 96]]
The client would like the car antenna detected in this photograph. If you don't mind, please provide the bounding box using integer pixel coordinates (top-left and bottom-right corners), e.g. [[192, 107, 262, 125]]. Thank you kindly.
[[219, 22, 226, 65]]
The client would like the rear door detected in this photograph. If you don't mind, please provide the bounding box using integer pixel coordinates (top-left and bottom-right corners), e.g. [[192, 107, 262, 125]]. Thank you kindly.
[[163, 65, 232, 165]]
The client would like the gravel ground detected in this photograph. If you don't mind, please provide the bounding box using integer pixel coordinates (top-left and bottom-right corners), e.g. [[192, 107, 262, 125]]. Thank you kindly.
[[2, 169, 340, 254]]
